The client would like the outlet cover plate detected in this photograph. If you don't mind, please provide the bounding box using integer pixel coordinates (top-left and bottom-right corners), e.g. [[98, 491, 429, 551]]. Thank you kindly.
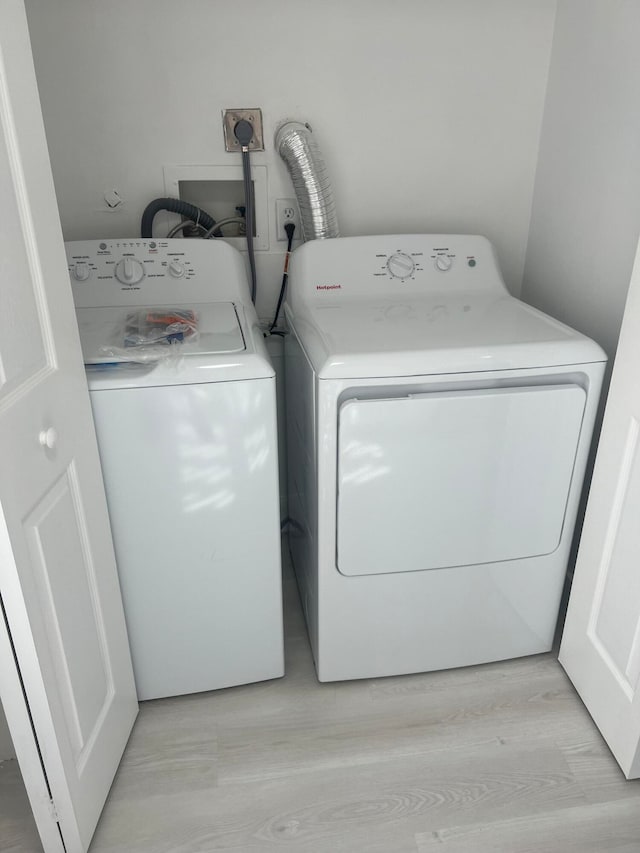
[[276, 198, 300, 241], [223, 108, 264, 152]]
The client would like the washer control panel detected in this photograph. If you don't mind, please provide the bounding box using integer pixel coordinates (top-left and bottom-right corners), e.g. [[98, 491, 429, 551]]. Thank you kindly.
[[67, 240, 198, 291], [67, 238, 250, 309]]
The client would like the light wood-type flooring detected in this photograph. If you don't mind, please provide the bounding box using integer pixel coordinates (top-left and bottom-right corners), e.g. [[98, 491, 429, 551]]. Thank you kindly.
[[0, 757, 41, 852], [4, 553, 640, 852]]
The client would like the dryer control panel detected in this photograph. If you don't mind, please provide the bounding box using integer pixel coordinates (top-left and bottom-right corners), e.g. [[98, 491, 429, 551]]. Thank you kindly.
[[288, 234, 508, 312], [67, 239, 251, 308], [376, 244, 465, 281]]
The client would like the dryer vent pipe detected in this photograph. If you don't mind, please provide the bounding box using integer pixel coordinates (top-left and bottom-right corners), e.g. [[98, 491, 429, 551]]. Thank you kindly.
[[275, 121, 339, 241]]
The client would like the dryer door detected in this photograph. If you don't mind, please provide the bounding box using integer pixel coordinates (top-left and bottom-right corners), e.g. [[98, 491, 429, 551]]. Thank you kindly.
[[336, 384, 586, 576]]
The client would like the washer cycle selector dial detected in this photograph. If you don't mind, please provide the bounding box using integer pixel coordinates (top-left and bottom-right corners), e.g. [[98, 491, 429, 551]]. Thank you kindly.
[[114, 256, 145, 285], [386, 253, 415, 280], [435, 255, 453, 272], [168, 259, 185, 278]]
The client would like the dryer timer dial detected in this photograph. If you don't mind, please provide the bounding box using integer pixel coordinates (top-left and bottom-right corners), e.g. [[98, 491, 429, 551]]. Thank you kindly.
[[386, 253, 415, 280]]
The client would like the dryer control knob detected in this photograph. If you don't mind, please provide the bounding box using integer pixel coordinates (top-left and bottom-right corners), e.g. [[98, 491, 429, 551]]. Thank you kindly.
[[168, 259, 185, 278], [435, 255, 453, 272], [386, 253, 415, 280], [72, 262, 91, 281], [114, 257, 145, 285]]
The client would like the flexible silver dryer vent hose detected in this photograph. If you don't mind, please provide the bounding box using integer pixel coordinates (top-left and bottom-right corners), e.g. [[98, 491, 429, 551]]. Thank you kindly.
[[275, 121, 339, 241]]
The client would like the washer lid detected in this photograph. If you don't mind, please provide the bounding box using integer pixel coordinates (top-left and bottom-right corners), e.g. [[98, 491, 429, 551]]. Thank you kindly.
[[76, 302, 245, 365], [288, 294, 607, 378]]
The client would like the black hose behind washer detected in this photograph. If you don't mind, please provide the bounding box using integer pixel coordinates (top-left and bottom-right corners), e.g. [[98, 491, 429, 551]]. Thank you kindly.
[[140, 197, 216, 238]]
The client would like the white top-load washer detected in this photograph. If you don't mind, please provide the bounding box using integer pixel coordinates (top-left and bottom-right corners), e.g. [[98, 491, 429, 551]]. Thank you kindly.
[[285, 234, 606, 682], [67, 238, 284, 700]]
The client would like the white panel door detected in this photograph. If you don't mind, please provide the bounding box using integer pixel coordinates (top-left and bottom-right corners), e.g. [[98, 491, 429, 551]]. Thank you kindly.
[[560, 234, 640, 779], [0, 2, 138, 851]]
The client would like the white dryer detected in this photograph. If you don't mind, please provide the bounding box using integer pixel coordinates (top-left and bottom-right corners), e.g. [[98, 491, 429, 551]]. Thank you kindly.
[[67, 239, 284, 700], [285, 234, 606, 682]]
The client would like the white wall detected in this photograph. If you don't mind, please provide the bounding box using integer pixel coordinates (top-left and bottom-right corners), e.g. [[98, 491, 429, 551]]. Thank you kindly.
[[522, 0, 640, 360], [24, 0, 556, 317]]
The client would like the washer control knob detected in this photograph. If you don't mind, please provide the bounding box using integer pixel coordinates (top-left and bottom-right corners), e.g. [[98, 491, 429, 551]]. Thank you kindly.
[[114, 257, 145, 285], [168, 259, 185, 278], [435, 255, 453, 272], [386, 252, 415, 280], [72, 262, 91, 281]]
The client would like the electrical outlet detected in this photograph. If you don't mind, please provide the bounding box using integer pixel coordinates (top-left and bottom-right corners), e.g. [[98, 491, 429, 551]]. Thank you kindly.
[[276, 198, 300, 241], [222, 108, 264, 152]]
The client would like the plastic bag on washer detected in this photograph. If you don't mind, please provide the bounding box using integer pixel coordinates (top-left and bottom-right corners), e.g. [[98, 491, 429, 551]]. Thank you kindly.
[[98, 308, 199, 363]]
